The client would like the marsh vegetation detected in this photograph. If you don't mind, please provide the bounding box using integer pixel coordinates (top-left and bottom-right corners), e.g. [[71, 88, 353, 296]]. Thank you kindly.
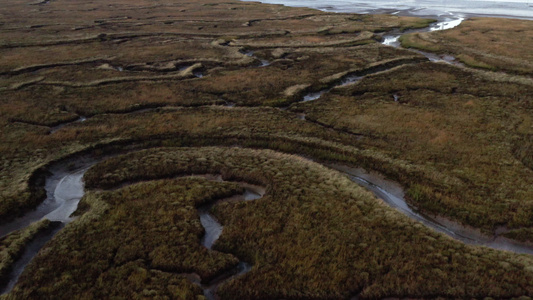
[[6, 148, 533, 299], [0, 0, 532, 298]]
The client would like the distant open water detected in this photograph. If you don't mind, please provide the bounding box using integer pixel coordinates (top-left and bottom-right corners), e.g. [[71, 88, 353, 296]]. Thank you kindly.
[[242, 0, 533, 20]]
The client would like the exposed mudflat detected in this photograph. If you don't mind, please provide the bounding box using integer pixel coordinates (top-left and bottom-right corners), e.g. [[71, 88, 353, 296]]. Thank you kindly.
[[242, 0, 533, 19]]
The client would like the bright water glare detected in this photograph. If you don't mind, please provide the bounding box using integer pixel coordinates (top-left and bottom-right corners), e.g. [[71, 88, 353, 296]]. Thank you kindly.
[[241, 0, 533, 19]]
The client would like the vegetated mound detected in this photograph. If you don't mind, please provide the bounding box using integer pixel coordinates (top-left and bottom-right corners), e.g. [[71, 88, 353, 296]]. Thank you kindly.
[[10, 147, 533, 299], [399, 17, 533, 75]]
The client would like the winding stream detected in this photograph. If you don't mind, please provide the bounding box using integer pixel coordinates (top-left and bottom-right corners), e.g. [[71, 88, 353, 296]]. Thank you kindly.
[[0, 10, 529, 297], [198, 181, 264, 299], [329, 164, 533, 255], [0, 157, 94, 294], [0, 155, 265, 296], [0, 222, 63, 294], [0, 157, 96, 238], [2, 147, 533, 295], [298, 16, 466, 103], [381, 16, 465, 66], [381, 16, 465, 48]]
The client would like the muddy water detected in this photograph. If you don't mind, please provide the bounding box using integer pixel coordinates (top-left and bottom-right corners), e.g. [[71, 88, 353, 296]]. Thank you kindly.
[[199, 181, 264, 249], [0, 159, 96, 238], [0, 156, 99, 295]]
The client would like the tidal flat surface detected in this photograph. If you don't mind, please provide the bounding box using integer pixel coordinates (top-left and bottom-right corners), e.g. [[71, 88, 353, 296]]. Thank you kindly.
[[242, 0, 533, 19]]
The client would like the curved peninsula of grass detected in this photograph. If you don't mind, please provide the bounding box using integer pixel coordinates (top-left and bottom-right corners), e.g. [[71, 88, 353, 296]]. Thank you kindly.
[[8, 147, 533, 299]]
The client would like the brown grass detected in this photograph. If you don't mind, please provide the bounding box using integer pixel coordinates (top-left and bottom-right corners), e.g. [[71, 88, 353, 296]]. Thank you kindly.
[[7, 177, 243, 299], [291, 62, 533, 233], [6, 147, 533, 299], [0, 0, 532, 297]]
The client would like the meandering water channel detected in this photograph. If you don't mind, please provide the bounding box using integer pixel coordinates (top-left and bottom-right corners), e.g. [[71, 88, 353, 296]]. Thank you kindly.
[[381, 16, 465, 66], [1, 11, 528, 297], [329, 164, 533, 255], [197, 179, 263, 299], [297, 17, 466, 103], [1, 144, 533, 295], [0, 154, 267, 297]]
